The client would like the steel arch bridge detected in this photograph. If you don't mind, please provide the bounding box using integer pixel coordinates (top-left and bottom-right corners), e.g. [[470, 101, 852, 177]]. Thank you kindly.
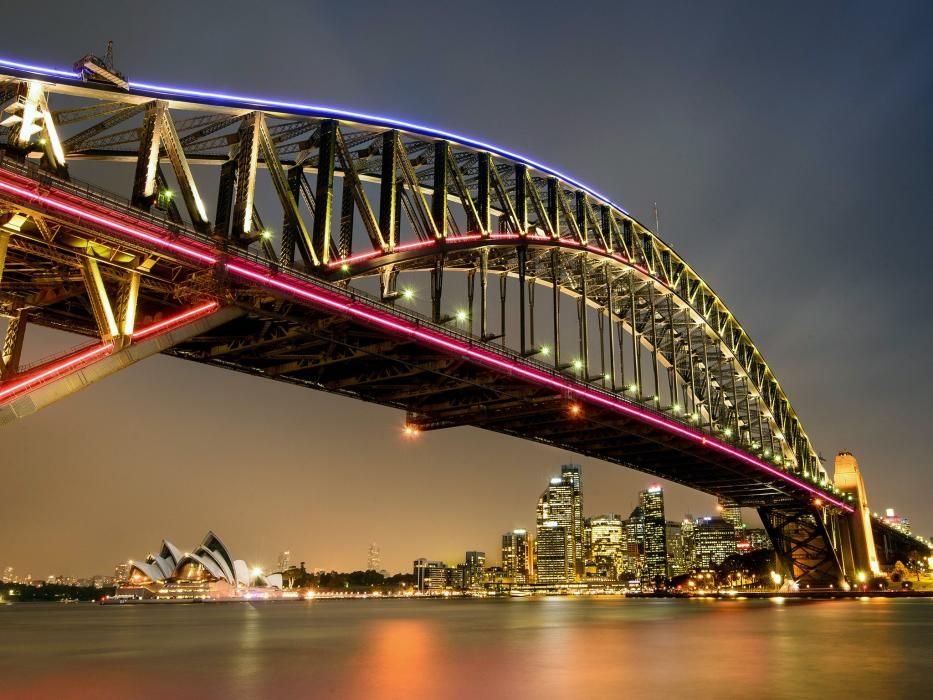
[[0, 53, 927, 587]]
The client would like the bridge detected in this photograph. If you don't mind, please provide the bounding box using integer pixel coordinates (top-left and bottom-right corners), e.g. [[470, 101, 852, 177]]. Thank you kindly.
[[0, 53, 928, 587]]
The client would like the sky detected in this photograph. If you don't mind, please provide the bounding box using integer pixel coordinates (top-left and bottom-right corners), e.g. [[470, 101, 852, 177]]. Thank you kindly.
[[1, 0, 932, 577]]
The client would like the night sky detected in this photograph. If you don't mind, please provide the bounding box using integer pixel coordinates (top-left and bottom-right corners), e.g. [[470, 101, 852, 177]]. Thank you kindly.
[[2, 1, 931, 577]]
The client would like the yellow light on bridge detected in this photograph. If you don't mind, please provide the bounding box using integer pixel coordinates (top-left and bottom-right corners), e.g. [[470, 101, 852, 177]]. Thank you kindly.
[[401, 288, 415, 300]]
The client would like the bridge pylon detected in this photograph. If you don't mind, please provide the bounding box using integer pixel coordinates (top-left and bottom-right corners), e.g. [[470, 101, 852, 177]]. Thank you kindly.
[[833, 451, 881, 577]]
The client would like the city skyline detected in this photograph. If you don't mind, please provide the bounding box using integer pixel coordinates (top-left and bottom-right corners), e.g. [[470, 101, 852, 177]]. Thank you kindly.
[[2, 1, 932, 579], [410, 462, 781, 592], [1, 458, 747, 579]]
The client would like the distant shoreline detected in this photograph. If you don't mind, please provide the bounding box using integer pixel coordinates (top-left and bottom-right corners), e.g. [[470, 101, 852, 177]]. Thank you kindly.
[[2, 590, 921, 605]]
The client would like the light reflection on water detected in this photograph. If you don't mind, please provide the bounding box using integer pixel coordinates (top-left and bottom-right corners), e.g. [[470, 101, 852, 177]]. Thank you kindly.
[[0, 597, 930, 699]]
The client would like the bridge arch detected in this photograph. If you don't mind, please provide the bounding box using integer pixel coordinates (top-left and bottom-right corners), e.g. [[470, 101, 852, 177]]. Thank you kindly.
[[0, 59, 820, 479]]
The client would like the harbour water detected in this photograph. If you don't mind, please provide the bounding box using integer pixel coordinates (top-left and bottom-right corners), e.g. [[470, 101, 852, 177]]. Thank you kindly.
[[1, 597, 930, 699]]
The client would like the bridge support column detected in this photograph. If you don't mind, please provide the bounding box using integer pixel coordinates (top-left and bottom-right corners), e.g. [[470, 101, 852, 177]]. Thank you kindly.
[[578, 255, 588, 377], [479, 250, 489, 340], [629, 276, 641, 395], [604, 265, 616, 391], [758, 505, 847, 588], [834, 451, 881, 576], [0, 306, 242, 426], [518, 246, 527, 354], [550, 249, 560, 367]]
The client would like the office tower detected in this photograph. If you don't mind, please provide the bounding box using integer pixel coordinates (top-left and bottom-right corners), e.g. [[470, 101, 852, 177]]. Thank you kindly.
[[665, 521, 686, 577], [464, 551, 486, 588], [882, 508, 911, 535], [113, 561, 131, 584], [623, 506, 645, 578], [501, 529, 530, 583], [367, 543, 380, 571], [588, 514, 625, 579], [717, 497, 743, 529], [680, 515, 696, 571], [536, 468, 583, 582], [413, 558, 447, 592], [640, 485, 668, 584], [561, 464, 585, 577], [536, 521, 571, 584], [693, 517, 738, 569], [277, 550, 291, 572], [447, 566, 466, 590]]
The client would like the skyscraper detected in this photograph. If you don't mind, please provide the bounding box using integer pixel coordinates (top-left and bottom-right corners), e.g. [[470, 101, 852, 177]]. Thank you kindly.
[[623, 506, 645, 578], [640, 485, 668, 585], [693, 517, 738, 570], [367, 543, 380, 572], [665, 521, 686, 577], [536, 466, 584, 581], [561, 463, 585, 577], [464, 551, 486, 588], [588, 514, 626, 579], [681, 515, 696, 571], [277, 550, 291, 572], [717, 497, 743, 529], [535, 521, 571, 584], [501, 529, 530, 583]]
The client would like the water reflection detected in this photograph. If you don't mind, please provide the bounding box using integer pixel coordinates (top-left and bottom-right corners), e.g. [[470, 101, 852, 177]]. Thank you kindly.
[[0, 598, 929, 699], [350, 619, 442, 697]]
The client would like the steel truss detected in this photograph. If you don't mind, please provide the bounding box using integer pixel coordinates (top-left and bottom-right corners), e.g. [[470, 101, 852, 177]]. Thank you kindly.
[[0, 62, 822, 479], [759, 505, 847, 587]]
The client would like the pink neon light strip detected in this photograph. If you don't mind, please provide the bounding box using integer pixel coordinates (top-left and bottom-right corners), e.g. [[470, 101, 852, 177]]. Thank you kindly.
[[132, 301, 220, 339], [0, 176, 217, 265], [0, 343, 113, 402], [225, 260, 850, 512], [325, 230, 633, 275], [0, 302, 221, 405], [0, 169, 849, 510]]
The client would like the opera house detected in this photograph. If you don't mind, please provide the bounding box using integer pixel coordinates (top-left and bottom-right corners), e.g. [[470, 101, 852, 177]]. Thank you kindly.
[[118, 531, 283, 601]]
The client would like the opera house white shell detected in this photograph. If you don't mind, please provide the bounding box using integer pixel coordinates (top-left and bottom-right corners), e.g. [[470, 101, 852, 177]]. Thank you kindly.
[[121, 531, 283, 600]]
